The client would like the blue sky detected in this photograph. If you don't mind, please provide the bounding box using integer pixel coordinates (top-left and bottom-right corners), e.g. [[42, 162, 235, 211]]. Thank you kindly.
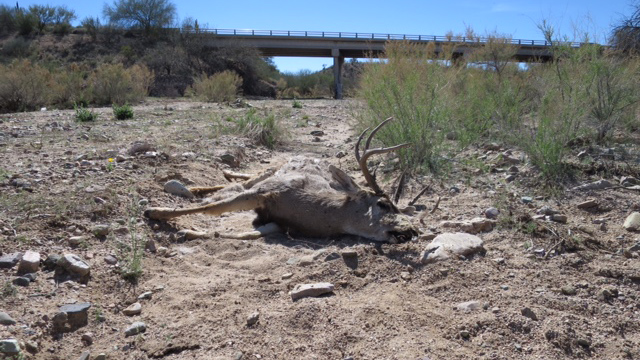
[[8, 0, 634, 72]]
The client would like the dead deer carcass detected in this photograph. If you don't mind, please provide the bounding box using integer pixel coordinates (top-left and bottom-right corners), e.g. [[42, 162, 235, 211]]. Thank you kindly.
[[144, 118, 419, 243]]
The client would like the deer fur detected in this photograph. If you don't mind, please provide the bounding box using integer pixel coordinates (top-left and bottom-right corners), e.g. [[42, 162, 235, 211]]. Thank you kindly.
[[145, 118, 419, 243]]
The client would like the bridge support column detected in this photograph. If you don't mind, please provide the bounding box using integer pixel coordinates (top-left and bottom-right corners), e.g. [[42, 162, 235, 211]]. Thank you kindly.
[[332, 49, 344, 100]]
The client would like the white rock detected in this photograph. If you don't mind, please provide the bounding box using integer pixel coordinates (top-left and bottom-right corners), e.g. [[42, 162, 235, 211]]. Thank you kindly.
[[623, 212, 640, 231], [164, 180, 194, 199], [17, 250, 40, 274], [122, 302, 142, 316], [289, 283, 334, 301], [421, 233, 485, 264], [58, 254, 90, 276]]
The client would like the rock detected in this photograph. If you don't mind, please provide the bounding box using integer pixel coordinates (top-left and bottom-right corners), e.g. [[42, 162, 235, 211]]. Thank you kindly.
[[550, 214, 568, 224], [628, 242, 640, 253], [17, 250, 40, 274], [0, 312, 16, 325], [246, 312, 259, 326], [68, 236, 86, 248], [145, 238, 157, 253], [290, 283, 335, 301], [94, 353, 107, 360], [163, 180, 194, 199], [623, 212, 640, 231], [577, 199, 598, 210], [104, 255, 118, 265], [420, 233, 485, 264], [77, 350, 90, 360], [81, 332, 93, 345], [0, 339, 20, 354], [281, 273, 293, 280], [176, 229, 207, 240], [505, 174, 516, 183], [24, 340, 38, 353], [521, 196, 533, 204], [621, 176, 640, 186], [485, 207, 500, 219], [91, 225, 110, 237], [521, 307, 538, 321], [122, 302, 142, 316], [128, 141, 154, 155], [537, 206, 558, 215], [572, 179, 613, 191], [124, 322, 146, 336], [12, 277, 30, 287], [43, 254, 62, 270], [455, 301, 482, 312], [58, 254, 91, 276], [561, 286, 577, 296], [138, 291, 153, 300], [59, 303, 91, 329], [0, 252, 23, 269]]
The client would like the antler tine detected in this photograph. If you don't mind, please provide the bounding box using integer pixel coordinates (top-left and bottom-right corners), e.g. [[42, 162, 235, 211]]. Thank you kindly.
[[364, 117, 394, 151], [354, 127, 371, 163], [359, 143, 411, 196]]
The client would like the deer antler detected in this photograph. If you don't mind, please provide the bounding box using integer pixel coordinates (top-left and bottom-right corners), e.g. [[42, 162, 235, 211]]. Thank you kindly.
[[355, 117, 411, 196]]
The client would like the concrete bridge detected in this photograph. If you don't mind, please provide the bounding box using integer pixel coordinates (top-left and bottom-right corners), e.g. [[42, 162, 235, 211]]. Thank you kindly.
[[188, 28, 585, 99]]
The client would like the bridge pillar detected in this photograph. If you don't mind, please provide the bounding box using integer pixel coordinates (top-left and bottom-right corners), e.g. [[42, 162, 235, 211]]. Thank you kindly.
[[332, 49, 344, 99]]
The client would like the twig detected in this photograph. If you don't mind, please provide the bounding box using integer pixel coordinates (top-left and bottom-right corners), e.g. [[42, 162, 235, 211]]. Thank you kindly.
[[392, 169, 407, 204], [409, 185, 431, 206], [430, 196, 441, 214]]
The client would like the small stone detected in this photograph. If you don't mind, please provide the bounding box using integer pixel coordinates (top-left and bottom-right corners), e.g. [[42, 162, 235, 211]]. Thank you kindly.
[[124, 321, 146, 336], [289, 283, 335, 301], [341, 250, 358, 259], [59, 303, 92, 329], [0, 252, 23, 269], [400, 271, 412, 281], [122, 302, 142, 316], [623, 212, 640, 231], [561, 286, 577, 296], [550, 214, 568, 224], [94, 354, 107, 360], [77, 350, 90, 360], [521, 196, 533, 204], [281, 273, 293, 280], [455, 301, 482, 312], [576, 338, 591, 348], [138, 291, 153, 300], [68, 236, 86, 248], [246, 312, 259, 326], [505, 174, 516, 183], [572, 179, 613, 191], [145, 238, 157, 253], [17, 250, 40, 274], [12, 277, 30, 287], [128, 141, 154, 155], [576, 199, 598, 210], [421, 233, 485, 264], [58, 254, 90, 276], [24, 340, 38, 353], [81, 332, 93, 345], [104, 255, 118, 265], [485, 207, 500, 219], [163, 180, 194, 199], [0, 339, 20, 354], [0, 312, 16, 325], [521, 307, 538, 321], [459, 330, 470, 339], [500, 285, 510, 290], [91, 224, 110, 237]]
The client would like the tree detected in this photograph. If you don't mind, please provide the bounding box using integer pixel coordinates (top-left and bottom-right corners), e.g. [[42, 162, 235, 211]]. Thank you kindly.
[[29, 5, 55, 33], [611, 2, 640, 55], [103, 0, 177, 35]]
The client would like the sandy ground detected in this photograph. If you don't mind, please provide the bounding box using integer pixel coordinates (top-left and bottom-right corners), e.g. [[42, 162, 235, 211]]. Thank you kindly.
[[0, 98, 639, 360]]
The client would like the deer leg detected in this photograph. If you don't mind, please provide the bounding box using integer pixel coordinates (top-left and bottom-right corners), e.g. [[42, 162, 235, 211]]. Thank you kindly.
[[188, 185, 226, 197], [218, 222, 282, 240], [145, 190, 266, 221]]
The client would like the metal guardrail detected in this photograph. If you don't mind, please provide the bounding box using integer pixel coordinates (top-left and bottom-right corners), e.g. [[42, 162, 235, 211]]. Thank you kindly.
[[183, 28, 585, 47]]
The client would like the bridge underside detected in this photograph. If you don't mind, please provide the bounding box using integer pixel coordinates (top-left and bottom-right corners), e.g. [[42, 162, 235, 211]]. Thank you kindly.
[[206, 35, 554, 99]]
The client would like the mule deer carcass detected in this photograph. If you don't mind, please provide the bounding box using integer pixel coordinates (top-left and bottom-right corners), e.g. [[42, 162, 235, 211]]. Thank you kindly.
[[144, 118, 419, 243]]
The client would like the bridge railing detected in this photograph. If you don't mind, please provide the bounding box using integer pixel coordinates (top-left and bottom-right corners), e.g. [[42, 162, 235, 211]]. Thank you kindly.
[[184, 28, 585, 47]]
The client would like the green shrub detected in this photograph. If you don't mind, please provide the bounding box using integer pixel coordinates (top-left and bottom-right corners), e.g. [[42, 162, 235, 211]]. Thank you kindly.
[[230, 109, 286, 149], [75, 104, 97, 122], [51, 63, 90, 109], [292, 99, 303, 108], [89, 63, 154, 105], [189, 70, 242, 102], [113, 103, 134, 120], [0, 59, 51, 113]]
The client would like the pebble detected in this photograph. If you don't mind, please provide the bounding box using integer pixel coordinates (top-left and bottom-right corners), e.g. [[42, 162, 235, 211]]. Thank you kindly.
[[104, 255, 118, 265], [561, 286, 577, 296], [91, 224, 110, 237], [281, 273, 293, 280], [521, 307, 538, 321], [124, 322, 146, 336], [122, 302, 142, 316], [164, 180, 194, 199], [246, 312, 260, 326], [77, 350, 90, 360], [485, 207, 500, 219], [421, 233, 485, 264], [58, 254, 91, 276], [17, 250, 40, 274], [12, 277, 30, 287], [81, 332, 93, 345], [138, 291, 153, 300], [623, 212, 640, 231], [94, 354, 107, 360], [0, 312, 16, 325], [0, 252, 23, 269], [576, 199, 597, 209], [59, 303, 92, 328], [0, 339, 20, 354], [289, 283, 335, 301], [455, 301, 482, 312]]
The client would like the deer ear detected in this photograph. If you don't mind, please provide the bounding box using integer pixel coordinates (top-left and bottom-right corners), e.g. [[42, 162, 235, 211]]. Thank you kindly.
[[329, 165, 361, 194]]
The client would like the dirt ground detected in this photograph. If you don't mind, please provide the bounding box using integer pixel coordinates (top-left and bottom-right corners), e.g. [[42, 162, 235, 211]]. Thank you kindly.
[[0, 99, 639, 360]]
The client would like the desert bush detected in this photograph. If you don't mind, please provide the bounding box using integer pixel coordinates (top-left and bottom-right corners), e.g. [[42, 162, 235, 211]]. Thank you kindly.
[[229, 109, 286, 149], [50, 63, 90, 108], [74, 104, 98, 122], [0, 59, 51, 113], [89, 63, 154, 105], [1, 37, 32, 58], [189, 70, 241, 102], [113, 103, 134, 119], [0, 5, 18, 36]]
